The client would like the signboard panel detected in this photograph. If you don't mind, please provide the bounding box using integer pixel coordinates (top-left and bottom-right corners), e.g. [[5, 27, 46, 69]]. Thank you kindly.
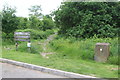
[[14, 32, 31, 51], [14, 32, 30, 41], [14, 32, 30, 35], [14, 36, 30, 39], [14, 39, 30, 41]]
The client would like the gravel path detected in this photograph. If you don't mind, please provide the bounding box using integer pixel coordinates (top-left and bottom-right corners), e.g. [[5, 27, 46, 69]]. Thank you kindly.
[[40, 32, 57, 58]]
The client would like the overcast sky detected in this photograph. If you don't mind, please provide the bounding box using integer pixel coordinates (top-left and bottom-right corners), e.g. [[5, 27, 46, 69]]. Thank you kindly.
[[0, 0, 63, 17]]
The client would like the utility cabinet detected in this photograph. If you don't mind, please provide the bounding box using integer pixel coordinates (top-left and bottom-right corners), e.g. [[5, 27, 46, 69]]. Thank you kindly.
[[94, 43, 110, 62]]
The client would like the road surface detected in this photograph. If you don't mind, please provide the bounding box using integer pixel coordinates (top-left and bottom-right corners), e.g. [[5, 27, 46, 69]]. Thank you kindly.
[[0, 62, 66, 78]]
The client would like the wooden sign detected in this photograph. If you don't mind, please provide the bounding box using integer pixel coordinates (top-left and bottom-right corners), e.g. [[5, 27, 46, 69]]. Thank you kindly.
[[14, 32, 30, 41], [15, 36, 30, 39], [14, 32, 30, 35], [14, 39, 30, 41]]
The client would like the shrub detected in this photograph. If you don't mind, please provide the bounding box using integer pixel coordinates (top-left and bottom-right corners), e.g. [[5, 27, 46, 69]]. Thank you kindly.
[[45, 29, 54, 37], [2, 32, 6, 40], [54, 2, 119, 38]]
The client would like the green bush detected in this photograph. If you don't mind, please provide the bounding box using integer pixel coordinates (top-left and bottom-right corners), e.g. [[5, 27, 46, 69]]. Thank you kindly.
[[49, 37, 118, 65], [54, 2, 119, 38], [2, 32, 15, 45], [45, 29, 54, 37], [2, 32, 6, 40], [2, 32, 14, 40]]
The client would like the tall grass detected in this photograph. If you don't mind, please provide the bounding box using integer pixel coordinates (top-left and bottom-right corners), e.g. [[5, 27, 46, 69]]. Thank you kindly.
[[17, 41, 43, 54], [49, 37, 118, 65], [2, 40, 43, 54]]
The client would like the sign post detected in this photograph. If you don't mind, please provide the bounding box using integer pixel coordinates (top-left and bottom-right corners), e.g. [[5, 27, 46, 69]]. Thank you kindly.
[[27, 41, 31, 52], [15, 42, 19, 51], [14, 32, 31, 51]]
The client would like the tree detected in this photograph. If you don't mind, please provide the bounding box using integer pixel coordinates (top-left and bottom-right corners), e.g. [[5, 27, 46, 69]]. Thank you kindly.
[[17, 17, 30, 29], [2, 5, 19, 35], [54, 2, 120, 38], [28, 5, 44, 30], [42, 15, 55, 31], [28, 5, 42, 19], [29, 16, 43, 30]]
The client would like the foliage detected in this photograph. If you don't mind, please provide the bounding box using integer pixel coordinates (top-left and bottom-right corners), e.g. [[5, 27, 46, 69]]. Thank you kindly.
[[17, 17, 30, 29], [54, 2, 120, 38], [49, 37, 118, 65], [42, 16, 55, 31], [2, 5, 19, 35], [28, 5, 42, 19], [1, 5, 55, 41], [29, 16, 43, 30], [2, 5, 55, 41]]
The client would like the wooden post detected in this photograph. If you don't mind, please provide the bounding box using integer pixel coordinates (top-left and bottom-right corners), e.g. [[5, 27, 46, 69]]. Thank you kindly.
[[15, 42, 18, 51], [27, 41, 31, 53]]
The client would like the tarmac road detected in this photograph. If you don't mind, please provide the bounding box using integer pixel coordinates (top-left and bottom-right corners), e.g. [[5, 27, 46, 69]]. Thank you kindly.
[[0, 62, 66, 78]]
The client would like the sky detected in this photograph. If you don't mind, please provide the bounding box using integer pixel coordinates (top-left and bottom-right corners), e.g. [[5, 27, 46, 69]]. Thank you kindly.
[[0, 0, 64, 17]]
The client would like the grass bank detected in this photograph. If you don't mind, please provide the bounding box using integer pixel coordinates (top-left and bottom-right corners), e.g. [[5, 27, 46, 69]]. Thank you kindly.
[[2, 37, 118, 78]]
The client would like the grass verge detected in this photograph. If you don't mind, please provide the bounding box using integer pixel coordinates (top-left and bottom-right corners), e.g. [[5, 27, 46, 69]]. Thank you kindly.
[[2, 45, 118, 78]]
